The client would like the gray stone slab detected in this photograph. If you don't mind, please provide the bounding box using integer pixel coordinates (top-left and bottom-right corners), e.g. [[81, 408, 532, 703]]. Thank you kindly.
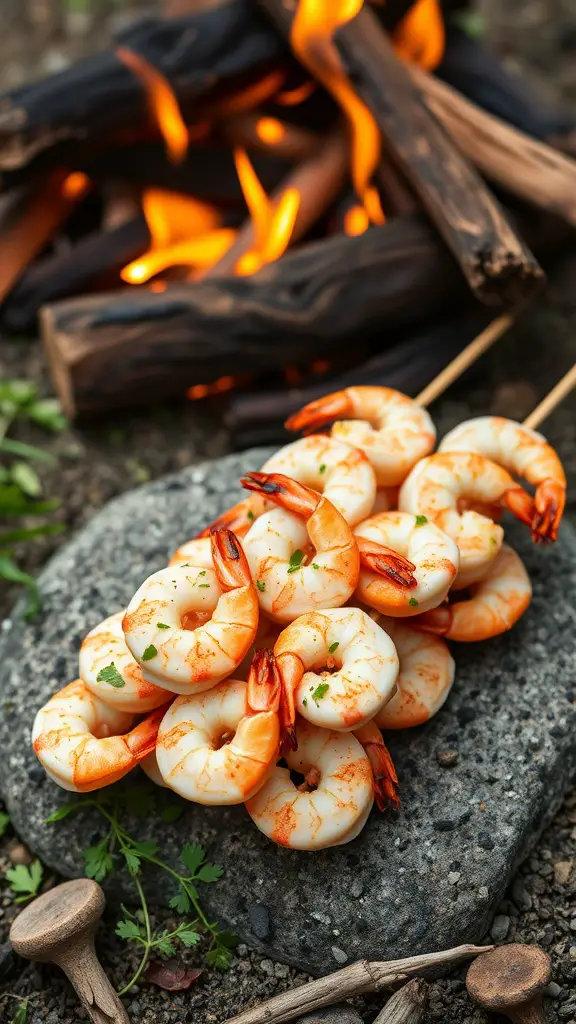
[[1, 448, 575, 976]]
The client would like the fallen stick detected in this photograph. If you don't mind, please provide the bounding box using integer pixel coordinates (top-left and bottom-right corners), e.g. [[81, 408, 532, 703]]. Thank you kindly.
[[374, 979, 428, 1024], [258, 0, 543, 306], [223, 945, 491, 1024]]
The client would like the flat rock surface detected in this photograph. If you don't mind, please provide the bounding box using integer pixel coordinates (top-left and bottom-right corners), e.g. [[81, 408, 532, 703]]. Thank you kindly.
[[0, 447, 575, 976]]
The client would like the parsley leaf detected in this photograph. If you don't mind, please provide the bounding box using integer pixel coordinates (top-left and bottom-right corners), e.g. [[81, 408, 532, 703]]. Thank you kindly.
[[319, 463, 327, 474], [169, 888, 191, 914], [311, 562, 320, 570], [11, 999, 29, 1024], [116, 919, 142, 941], [287, 549, 305, 573], [256, 579, 265, 592], [180, 842, 206, 875], [246, 510, 255, 521], [142, 644, 157, 661], [157, 622, 170, 630], [155, 932, 176, 958], [302, 697, 308, 706], [409, 597, 419, 607], [312, 682, 330, 704], [96, 662, 125, 688], [122, 849, 142, 876], [206, 946, 233, 970], [179, 928, 201, 947], [415, 515, 428, 526], [5, 860, 43, 902], [196, 862, 224, 884], [84, 840, 114, 882], [198, 583, 210, 588], [161, 803, 184, 824], [328, 641, 339, 654]]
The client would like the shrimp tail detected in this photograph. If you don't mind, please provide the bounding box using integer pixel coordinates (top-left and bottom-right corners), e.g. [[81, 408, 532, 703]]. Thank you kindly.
[[210, 527, 252, 589], [126, 702, 172, 759], [531, 479, 565, 543], [195, 499, 257, 539], [354, 722, 400, 812], [285, 390, 352, 434], [247, 648, 281, 713], [275, 651, 304, 754], [501, 486, 536, 533], [356, 537, 418, 588], [241, 472, 318, 520]]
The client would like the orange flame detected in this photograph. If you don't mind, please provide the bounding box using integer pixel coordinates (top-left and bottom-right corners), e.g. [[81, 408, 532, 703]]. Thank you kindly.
[[275, 80, 317, 106], [215, 70, 286, 115], [344, 204, 370, 236], [121, 189, 236, 283], [233, 148, 301, 276], [116, 46, 189, 164], [393, 0, 445, 71], [62, 171, 90, 199], [291, 0, 384, 226], [256, 117, 286, 145]]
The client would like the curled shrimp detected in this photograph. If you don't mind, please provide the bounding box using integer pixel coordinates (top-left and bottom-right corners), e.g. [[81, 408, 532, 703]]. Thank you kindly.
[[286, 385, 436, 486], [353, 510, 459, 616], [368, 615, 455, 728], [274, 607, 399, 747], [32, 679, 167, 792], [169, 536, 213, 568], [399, 452, 533, 587], [438, 416, 566, 542], [79, 610, 168, 713], [197, 435, 376, 537], [123, 528, 259, 694], [420, 544, 532, 642], [240, 472, 360, 623], [156, 649, 281, 805], [245, 719, 377, 850]]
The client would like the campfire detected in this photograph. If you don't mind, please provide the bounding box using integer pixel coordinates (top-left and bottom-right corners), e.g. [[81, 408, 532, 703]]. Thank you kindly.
[[1, 0, 576, 438]]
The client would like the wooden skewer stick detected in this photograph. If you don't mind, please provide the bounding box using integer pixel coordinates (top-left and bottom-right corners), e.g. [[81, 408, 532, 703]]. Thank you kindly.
[[523, 362, 576, 430], [223, 944, 492, 1024], [374, 979, 429, 1024], [415, 313, 515, 407]]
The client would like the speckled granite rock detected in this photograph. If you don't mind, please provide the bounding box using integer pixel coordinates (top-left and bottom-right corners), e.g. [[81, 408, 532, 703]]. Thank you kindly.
[[1, 448, 575, 976]]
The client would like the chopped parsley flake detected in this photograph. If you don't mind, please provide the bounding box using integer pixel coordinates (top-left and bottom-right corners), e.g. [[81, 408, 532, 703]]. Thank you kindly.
[[490, 535, 498, 546], [312, 682, 330, 703], [256, 580, 266, 592], [302, 698, 308, 706], [311, 562, 320, 570], [157, 622, 170, 630], [247, 510, 255, 521], [415, 515, 428, 526], [198, 583, 210, 588], [287, 549, 305, 573], [328, 641, 339, 654], [96, 663, 125, 688], [409, 597, 419, 607], [199, 570, 207, 576], [142, 644, 158, 661], [319, 463, 327, 475]]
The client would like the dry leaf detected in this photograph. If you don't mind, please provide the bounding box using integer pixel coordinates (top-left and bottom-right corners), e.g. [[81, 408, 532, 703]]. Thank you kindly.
[[144, 959, 203, 991]]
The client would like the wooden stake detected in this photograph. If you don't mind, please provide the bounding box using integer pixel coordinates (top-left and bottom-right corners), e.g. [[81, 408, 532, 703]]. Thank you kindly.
[[523, 363, 576, 429], [374, 979, 428, 1024], [223, 945, 491, 1024], [415, 313, 514, 407]]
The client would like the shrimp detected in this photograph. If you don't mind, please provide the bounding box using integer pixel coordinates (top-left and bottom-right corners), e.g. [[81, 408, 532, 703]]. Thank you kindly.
[[197, 435, 376, 536], [274, 607, 399, 747], [286, 385, 436, 487], [245, 719, 375, 850], [169, 536, 213, 568], [353, 510, 459, 616], [79, 610, 169, 713], [438, 416, 566, 542], [399, 452, 534, 587], [368, 616, 455, 728], [155, 649, 281, 804], [420, 544, 532, 642], [123, 528, 259, 694], [32, 679, 167, 792], [240, 472, 360, 624]]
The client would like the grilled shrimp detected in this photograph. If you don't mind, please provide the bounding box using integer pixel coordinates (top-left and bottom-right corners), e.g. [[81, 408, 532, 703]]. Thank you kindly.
[[79, 610, 168, 712], [123, 528, 259, 694], [240, 472, 360, 623], [245, 719, 376, 850], [32, 679, 166, 792], [274, 607, 398, 746], [198, 435, 377, 537], [439, 416, 566, 542], [420, 544, 532, 642], [286, 385, 436, 486], [399, 452, 533, 587], [169, 536, 213, 568], [156, 649, 281, 804], [353, 510, 459, 616], [369, 616, 455, 728]]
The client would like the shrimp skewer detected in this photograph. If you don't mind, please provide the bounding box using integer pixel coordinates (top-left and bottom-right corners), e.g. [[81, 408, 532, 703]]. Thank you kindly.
[[123, 528, 259, 694], [79, 610, 169, 712], [354, 511, 459, 616], [156, 649, 281, 805], [368, 616, 455, 728], [438, 416, 566, 542], [419, 544, 532, 642], [240, 472, 360, 623], [245, 719, 377, 850], [399, 452, 534, 587], [274, 607, 399, 748], [286, 385, 436, 487], [32, 679, 167, 792]]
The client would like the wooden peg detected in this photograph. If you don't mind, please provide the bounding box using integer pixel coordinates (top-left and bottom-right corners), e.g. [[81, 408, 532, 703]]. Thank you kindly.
[[10, 878, 130, 1024], [466, 943, 551, 1024]]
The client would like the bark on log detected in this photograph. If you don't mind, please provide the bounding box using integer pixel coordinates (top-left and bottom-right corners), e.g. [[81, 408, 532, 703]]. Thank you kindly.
[[258, 0, 543, 306]]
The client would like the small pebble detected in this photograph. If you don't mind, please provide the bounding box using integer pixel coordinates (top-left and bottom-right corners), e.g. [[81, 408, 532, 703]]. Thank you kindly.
[[545, 982, 563, 999], [448, 872, 461, 885], [511, 876, 532, 911], [490, 915, 511, 942], [331, 947, 348, 964], [9, 843, 32, 865], [555, 861, 573, 885], [437, 750, 459, 768], [350, 881, 363, 898]]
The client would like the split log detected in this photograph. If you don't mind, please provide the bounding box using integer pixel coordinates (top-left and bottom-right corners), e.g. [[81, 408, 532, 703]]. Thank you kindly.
[[258, 0, 543, 306], [374, 980, 429, 1024]]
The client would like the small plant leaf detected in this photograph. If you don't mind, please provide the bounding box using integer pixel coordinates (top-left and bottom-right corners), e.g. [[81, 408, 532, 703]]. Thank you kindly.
[[180, 842, 206, 875], [11, 462, 42, 498], [96, 663, 125, 688], [45, 802, 83, 823], [196, 863, 224, 884], [215, 931, 239, 949], [122, 849, 141, 876], [0, 810, 10, 837], [144, 959, 202, 991], [25, 399, 67, 433], [0, 554, 41, 619], [84, 841, 114, 882], [206, 946, 233, 969], [169, 888, 190, 915], [116, 918, 143, 941], [287, 549, 305, 573], [0, 523, 64, 546], [6, 860, 43, 900], [178, 928, 201, 947], [161, 803, 184, 824], [10, 998, 29, 1024], [0, 437, 54, 463], [154, 932, 176, 958]]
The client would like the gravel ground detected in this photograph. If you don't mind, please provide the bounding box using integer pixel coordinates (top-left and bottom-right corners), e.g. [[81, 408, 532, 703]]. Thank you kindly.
[[1, 3, 576, 1023]]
